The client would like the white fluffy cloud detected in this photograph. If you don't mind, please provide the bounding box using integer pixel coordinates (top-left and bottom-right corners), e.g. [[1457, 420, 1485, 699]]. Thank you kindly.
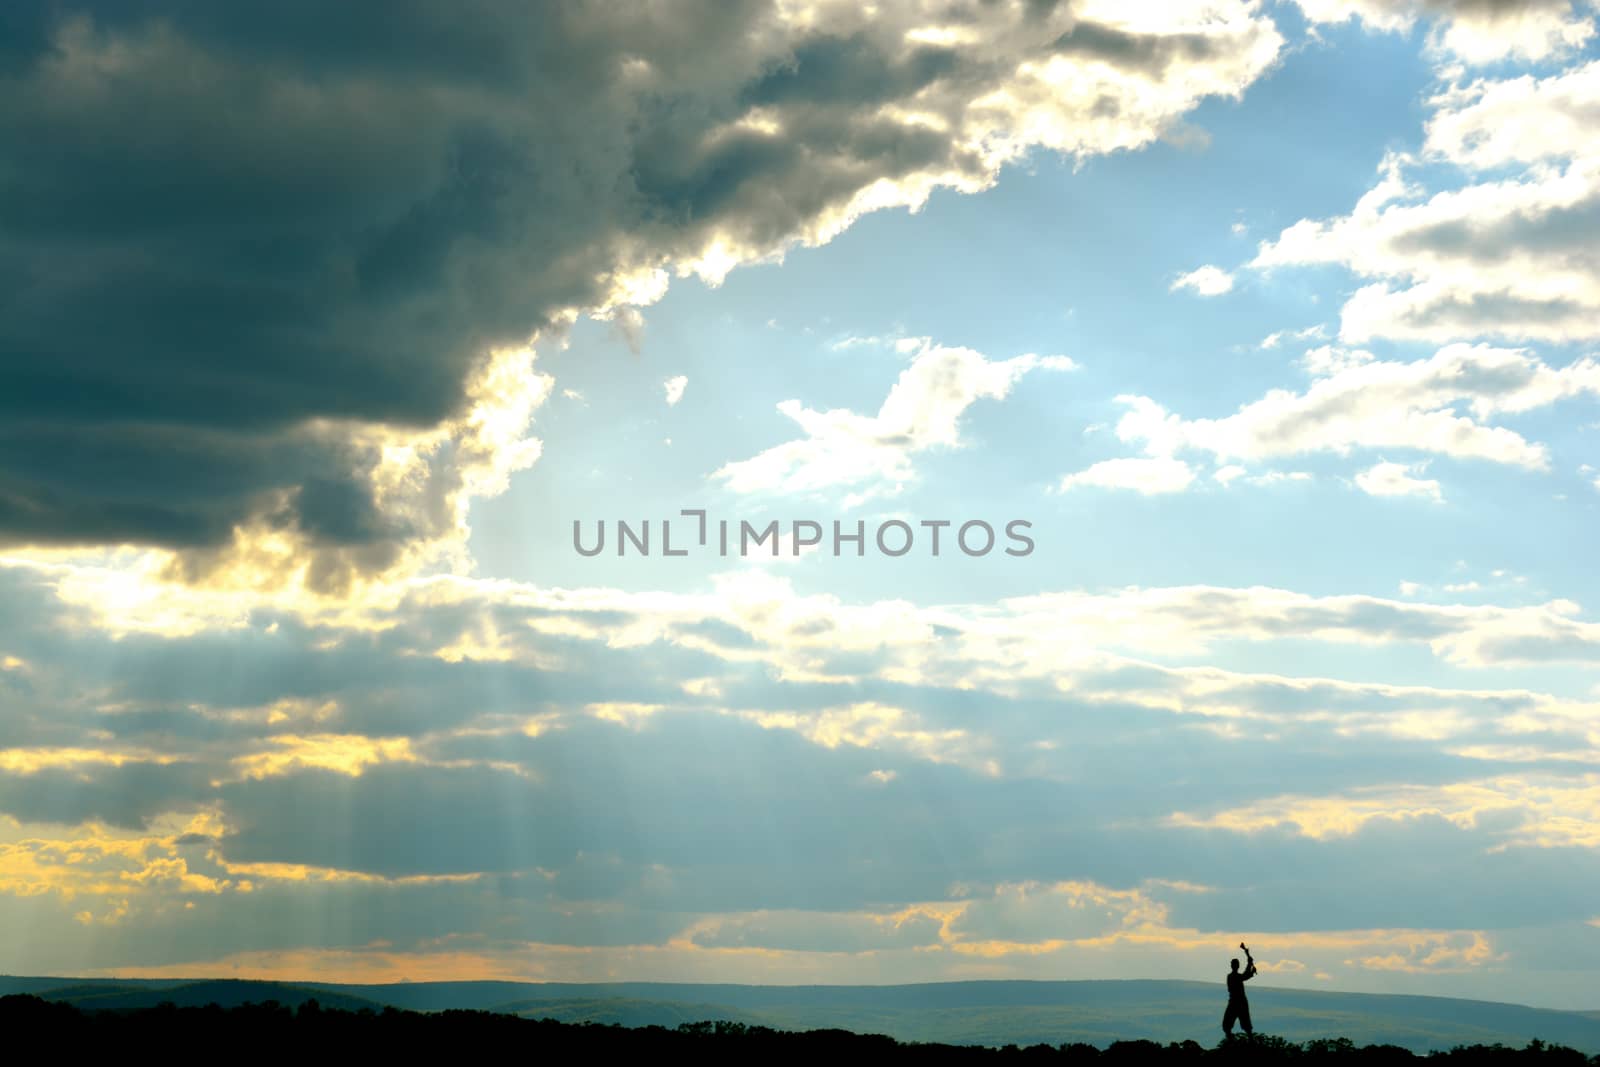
[[714, 342, 1073, 502], [1059, 456, 1197, 494], [1104, 343, 1600, 476], [1355, 460, 1444, 501], [1170, 264, 1235, 296], [1260, 324, 1329, 349], [1255, 61, 1600, 344], [664, 375, 689, 407], [1214, 465, 1312, 487]]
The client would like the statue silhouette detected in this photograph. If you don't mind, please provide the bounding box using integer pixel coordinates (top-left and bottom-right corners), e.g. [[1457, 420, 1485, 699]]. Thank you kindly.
[[1222, 942, 1257, 1037]]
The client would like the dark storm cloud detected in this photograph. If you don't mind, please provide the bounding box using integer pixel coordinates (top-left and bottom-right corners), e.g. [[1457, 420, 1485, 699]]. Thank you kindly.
[[0, 1, 1280, 575], [740, 34, 960, 107], [1050, 22, 1229, 74], [0, 2, 647, 562], [0, 761, 213, 829]]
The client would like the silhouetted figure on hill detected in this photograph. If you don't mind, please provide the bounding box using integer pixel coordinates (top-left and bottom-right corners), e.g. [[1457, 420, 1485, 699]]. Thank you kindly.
[[1223, 942, 1257, 1037]]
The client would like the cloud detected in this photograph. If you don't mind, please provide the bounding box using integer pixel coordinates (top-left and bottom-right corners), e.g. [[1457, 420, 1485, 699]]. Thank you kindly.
[[0, 761, 214, 830], [1170, 773, 1600, 850], [1254, 61, 1600, 344], [231, 734, 419, 780], [1354, 460, 1443, 502], [603, 307, 648, 353], [1215, 465, 1313, 487], [0, 0, 1283, 586], [738, 701, 992, 774], [664, 375, 689, 407], [1300, 345, 1375, 377], [947, 880, 1169, 945], [1061, 340, 1600, 499], [1260, 324, 1329, 349], [1170, 264, 1235, 296], [1291, 0, 1596, 62], [1107, 343, 1600, 474], [5, 554, 1600, 987], [714, 342, 1071, 502], [683, 906, 945, 952], [1059, 456, 1197, 494], [828, 334, 920, 352]]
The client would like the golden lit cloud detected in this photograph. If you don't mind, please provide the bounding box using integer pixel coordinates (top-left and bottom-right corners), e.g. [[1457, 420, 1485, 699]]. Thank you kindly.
[[231, 734, 419, 780], [1170, 774, 1600, 847]]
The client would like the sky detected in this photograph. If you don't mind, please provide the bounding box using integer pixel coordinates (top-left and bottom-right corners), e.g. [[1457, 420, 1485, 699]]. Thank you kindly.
[[3, 0, 1600, 1010]]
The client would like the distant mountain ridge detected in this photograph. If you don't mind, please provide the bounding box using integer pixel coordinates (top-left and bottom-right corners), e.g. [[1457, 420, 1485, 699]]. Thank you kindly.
[[2, 976, 1596, 1054]]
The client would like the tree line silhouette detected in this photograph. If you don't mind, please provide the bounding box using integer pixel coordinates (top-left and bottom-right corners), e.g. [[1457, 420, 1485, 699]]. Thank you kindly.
[[3, 994, 1595, 1064]]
